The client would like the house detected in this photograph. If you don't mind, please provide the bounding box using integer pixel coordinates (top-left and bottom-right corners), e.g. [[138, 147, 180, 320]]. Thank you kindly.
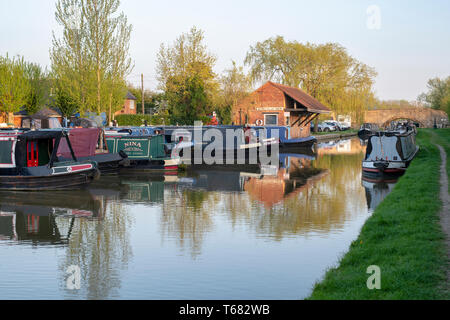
[[232, 81, 331, 138], [115, 91, 137, 116]]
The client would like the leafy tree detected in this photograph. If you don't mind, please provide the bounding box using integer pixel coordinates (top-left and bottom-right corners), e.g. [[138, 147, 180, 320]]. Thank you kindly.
[[0, 55, 30, 122], [245, 36, 377, 123], [24, 62, 51, 115], [54, 88, 78, 118], [51, 0, 133, 117], [156, 26, 218, 124], [127, 86, 166, 115], [214, 61, 252, 124], [419, 76, 450, 116], [165, 75, 211, 125]]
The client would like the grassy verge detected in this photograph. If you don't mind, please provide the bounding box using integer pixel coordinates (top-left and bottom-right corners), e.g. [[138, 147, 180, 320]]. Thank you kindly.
[[313, 129, 358, 136], [308, 129, 448, 299], [430, 128, 450, 192]]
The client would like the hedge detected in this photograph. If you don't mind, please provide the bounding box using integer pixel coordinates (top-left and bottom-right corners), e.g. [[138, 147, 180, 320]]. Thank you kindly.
[[114, 114, 169, 126]]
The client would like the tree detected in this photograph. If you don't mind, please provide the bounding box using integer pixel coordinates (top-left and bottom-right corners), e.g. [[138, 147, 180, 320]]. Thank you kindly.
[[245, 36, 377, 122], [0, 55, 30, 122], [419, 76, 450, 116], [156, 26, 219, 124], [51, 0, 133, 117], [214, 61, 252, 124], [54, 88, 78, 118], [24, 62, 51, 115]]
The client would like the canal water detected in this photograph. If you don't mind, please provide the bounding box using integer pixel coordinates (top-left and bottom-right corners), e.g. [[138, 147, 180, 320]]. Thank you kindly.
[[0, 138, 398, 300]]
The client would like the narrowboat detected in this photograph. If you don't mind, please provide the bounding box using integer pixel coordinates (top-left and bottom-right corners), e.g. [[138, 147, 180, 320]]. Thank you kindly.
[[0, 129, 99, 190], [105, 129, 180, 172], [161, 125, 278, 164], [257, 126, 317, 151], [57, 128, 128, 174], [358, 123, 379, 141], [362, 130, 419, 177]]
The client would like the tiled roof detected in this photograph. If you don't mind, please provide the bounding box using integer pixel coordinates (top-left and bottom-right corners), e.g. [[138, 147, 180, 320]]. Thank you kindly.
[[268, 82, 331, 114], [125, 91, 137, 100]]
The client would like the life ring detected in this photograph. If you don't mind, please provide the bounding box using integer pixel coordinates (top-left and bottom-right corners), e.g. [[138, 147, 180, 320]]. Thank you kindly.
[[255, 119, 264, 126]]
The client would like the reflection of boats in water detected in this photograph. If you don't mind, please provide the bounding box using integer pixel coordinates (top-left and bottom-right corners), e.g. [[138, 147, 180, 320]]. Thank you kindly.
[[0, 190, 103, 245], [362, 177, 398, 211]]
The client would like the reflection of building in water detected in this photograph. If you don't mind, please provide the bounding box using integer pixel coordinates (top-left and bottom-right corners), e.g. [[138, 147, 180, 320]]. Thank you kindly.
[[362, 178, 398, 211], [244, 155, 327, 207]]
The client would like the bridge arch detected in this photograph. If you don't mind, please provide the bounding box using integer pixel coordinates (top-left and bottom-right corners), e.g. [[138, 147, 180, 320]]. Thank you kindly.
[[365, 108, 449, 128], [381, 117, 425, 128]]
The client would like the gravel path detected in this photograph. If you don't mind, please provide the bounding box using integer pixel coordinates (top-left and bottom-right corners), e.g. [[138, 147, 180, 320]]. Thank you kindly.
[[437, 145, 450, 289]]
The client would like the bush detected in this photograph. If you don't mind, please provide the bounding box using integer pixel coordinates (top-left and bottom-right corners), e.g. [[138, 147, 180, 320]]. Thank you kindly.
[[115, 114, 169, 126]]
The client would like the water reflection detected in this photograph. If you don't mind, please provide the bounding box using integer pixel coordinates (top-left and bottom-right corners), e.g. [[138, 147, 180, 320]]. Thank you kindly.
[[0, 138, 401, 299], [0, 190, 103, 245], [362, 177, 399, 211]]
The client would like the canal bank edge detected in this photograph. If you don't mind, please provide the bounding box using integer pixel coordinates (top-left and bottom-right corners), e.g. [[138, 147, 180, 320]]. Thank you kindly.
[[315, 131, 358, 142], [308, 129, 450, 300]]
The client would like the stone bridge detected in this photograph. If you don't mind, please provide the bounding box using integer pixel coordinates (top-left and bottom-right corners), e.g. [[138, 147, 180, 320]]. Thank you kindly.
[[364, 108, 449, 128]]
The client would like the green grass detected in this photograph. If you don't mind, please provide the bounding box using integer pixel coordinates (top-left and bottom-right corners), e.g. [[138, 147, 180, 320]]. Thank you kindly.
[[313, 129, 358, 136], [308, 129, 449, 300]]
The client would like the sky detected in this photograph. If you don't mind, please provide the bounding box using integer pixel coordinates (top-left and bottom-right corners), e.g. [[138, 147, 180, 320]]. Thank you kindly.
[[1, 0, 449, 101]]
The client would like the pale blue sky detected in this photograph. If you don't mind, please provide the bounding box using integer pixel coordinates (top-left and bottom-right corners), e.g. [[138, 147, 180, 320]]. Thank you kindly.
[[1, 0, 449, 100]]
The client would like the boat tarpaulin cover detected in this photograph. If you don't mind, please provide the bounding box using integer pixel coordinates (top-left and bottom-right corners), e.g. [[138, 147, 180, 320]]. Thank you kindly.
[[366, 135, 400, 161], [58, 128, 100, 158]]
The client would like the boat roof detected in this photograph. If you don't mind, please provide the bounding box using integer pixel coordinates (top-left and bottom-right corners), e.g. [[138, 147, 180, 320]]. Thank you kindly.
[[17, 129, 67, 141]]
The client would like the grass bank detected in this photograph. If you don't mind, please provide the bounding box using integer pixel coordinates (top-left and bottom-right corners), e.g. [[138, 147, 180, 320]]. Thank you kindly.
[[314, 129, 358, 136], [308, 130, 449, 299]]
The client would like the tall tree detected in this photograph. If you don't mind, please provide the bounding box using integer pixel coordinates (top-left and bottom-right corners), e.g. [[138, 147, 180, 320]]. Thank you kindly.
[[51, 0, 133, 116], [0, 55, 30, 121], [156, 26, 219, 124], [24, 62, 51, 115], [214, 61, 252, 124], [245, 36, 377, 122]]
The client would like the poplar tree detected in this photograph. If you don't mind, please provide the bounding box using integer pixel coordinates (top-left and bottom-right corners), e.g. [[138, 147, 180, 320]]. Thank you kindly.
[[51, 0, 133, 116], [0, 55, 30, 122]]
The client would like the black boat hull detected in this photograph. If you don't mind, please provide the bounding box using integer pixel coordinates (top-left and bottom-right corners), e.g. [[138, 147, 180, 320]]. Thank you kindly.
[[280, 139, 316, 151], [0, 168, 100, 191]]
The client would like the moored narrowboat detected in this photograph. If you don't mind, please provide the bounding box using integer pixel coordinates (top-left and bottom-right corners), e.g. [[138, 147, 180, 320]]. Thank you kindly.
[[362, 130, 419, 177], [105, 130, 179, 172], [0, 129, 100, 191], [57, 128, 128, 174], [358, 123, 379, 141]]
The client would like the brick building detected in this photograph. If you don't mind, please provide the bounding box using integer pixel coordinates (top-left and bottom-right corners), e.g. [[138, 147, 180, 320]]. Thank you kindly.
[[115, 91, 138, 116], [232, 81, 331, 138]]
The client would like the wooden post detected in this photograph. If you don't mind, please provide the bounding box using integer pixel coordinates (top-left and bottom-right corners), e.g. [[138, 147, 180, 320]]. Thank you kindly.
[[109, 93, 112, 126], [141, 74, 145, 115]]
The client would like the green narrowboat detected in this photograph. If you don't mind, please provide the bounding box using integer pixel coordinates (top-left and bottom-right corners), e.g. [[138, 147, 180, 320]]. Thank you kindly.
[[105, 133, 179, 171]]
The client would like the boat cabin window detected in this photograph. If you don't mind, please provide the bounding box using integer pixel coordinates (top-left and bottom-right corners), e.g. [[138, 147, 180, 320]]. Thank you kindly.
[[0, 139, 16, 168]]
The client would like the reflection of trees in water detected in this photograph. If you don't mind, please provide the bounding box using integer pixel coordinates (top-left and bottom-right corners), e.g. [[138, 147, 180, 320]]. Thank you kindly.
[[221, 153, 368, 240], [161, 189, 219, 258], [159, 149, 369, 254], [59, 200, 133, 300]]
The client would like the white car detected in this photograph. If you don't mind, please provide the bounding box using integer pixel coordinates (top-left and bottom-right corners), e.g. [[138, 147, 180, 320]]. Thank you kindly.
[[326, 120, 349, 131]]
